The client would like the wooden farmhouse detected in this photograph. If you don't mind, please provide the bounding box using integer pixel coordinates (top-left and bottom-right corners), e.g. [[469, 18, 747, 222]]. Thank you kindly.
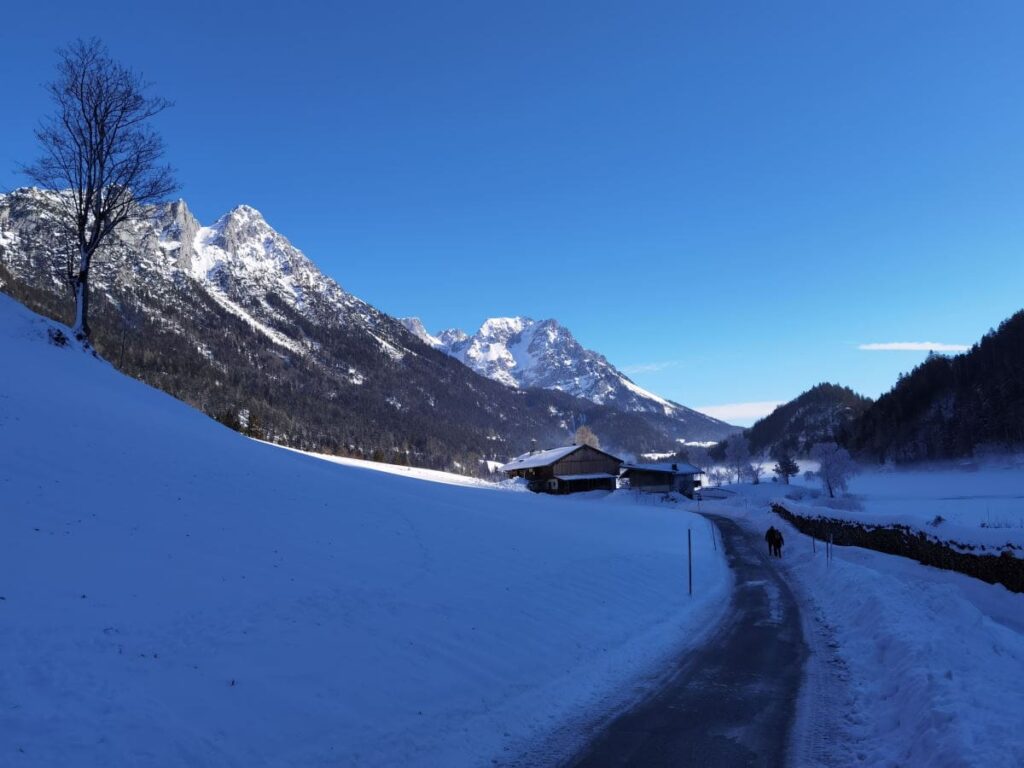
[[500, 444, 624, 494], [620, 462, 703, 498]]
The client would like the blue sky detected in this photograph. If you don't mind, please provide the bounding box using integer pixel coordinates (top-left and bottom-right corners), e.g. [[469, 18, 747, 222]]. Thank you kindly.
[[2, 1, 1023, 425]]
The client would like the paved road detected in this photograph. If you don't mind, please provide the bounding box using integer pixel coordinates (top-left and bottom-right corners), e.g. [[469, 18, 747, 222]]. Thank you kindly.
[[567, 515, 807, 767]]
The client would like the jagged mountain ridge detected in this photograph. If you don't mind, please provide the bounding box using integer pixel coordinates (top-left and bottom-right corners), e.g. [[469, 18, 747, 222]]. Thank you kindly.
[[0, 188, 730, 468], [401, 315, 735, 440]]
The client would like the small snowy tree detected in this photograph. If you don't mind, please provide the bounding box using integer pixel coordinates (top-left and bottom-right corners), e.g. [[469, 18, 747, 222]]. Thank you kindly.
[[574, 425, 600, 449], [707, 467, 729, 487], [747, 462, 764, 484], [810, 442, 857, 498], [725, 435, 752, 484], [773, 454, 800, 485]]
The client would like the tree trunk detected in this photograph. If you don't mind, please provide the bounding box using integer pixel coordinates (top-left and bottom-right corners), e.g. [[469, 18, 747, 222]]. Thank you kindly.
[[72, 247, 91, 340]]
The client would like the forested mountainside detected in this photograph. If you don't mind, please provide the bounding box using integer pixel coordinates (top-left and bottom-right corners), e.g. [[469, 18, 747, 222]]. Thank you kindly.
[[741, 383, 873, 457], [848, 311, 1024, 462], [402, 316, 737, 442], [0, 189, 721, 471]]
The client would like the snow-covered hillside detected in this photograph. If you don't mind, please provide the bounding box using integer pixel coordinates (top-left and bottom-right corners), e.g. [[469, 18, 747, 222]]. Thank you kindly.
[[0, 294, 730, 767], [401, 315, 736, 440]]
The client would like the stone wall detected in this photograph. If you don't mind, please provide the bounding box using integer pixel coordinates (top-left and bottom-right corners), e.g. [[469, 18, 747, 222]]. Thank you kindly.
[[771, 503, 1024, 594]]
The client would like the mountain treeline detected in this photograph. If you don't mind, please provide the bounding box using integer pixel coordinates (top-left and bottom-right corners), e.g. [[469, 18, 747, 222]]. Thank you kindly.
[[745, 383, 872, 458], [722, 312, 1024, 465], [848, 311, 1024, 461]]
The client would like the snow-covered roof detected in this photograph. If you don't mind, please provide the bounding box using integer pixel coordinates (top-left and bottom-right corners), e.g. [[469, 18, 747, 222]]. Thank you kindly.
[[554, 473, 619, 481], [499, 445, 582, 472], [621, 462, 702, 475]]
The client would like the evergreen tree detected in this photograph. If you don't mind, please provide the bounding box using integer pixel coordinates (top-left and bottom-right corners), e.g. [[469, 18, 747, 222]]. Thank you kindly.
[[773, 454, 799, 484]]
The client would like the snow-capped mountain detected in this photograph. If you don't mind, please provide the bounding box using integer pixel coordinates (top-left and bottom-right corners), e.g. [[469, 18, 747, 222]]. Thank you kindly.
[[0, 188, 733, 467], [401, 315, 736, 440]]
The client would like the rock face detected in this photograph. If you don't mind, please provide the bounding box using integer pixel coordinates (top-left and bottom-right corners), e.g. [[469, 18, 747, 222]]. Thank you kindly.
[[0, 188, 735, 469], [408, 315, 738, 441]]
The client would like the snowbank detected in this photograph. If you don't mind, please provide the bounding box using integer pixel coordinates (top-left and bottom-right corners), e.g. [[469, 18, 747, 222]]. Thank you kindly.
[[0, 294, 729, 767], [698, 484, 1024, 767]]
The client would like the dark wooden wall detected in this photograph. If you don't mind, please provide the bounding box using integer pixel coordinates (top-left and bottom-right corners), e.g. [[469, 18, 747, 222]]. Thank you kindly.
[[552, 445, 622, 477]]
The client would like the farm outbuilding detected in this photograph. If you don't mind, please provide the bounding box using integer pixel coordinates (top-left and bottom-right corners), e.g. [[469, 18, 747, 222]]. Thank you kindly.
[[500, 444, 624, 494], [620, 462, 702, 497]]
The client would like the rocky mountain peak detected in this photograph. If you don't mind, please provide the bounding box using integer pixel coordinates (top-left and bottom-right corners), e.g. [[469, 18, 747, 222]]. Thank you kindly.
[[400, 317, 441, 347], [427, 314, 732, 441]]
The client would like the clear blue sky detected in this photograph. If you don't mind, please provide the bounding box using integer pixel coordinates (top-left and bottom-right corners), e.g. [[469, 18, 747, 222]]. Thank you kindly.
[[3, 1, 1023, 424]]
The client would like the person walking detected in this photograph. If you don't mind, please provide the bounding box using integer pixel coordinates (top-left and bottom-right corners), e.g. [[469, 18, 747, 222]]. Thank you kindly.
[[765, 526, 778, 557], [774, 529, 785, 558]]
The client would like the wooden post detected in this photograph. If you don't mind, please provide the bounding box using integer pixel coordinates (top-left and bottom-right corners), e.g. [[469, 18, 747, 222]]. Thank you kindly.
[[688, 528, 693, 596], [708, 519, 717, 552]]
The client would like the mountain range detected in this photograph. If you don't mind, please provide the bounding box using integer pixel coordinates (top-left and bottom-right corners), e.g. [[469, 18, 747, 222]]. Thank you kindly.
[[0, 189, 736, 472], [401, 315, 727, 436]]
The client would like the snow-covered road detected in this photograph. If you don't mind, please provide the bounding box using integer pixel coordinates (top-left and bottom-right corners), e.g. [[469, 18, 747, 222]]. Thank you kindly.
[[704, 487, 1024, 768], [566, 515, 806, 767]]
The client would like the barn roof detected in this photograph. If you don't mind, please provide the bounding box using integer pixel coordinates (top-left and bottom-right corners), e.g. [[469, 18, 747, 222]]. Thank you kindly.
[[500, 444, 624, 473], [621, 462, 702, 475], [499, 445, 582, 472]]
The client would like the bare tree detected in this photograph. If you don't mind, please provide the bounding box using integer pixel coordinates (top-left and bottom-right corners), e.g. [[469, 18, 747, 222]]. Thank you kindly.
[[724, 434, 752, 483], [809, 442, 857, 498], [23, 38, 176, 341], [574, 424, 600, 449]]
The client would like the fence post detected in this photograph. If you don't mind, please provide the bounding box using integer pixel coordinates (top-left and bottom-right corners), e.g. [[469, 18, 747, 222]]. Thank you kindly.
[[688, 528, 693, 597]]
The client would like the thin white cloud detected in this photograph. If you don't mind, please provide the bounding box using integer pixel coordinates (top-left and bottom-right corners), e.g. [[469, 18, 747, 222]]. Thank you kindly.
[[858, 341, 969, 352], [696, 401, 784, 424], [620, 360, 682, 375]]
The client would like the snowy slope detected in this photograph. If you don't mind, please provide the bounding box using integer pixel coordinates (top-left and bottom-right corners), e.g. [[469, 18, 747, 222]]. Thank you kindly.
[[402, 315, 737, 441], [0, 294, 730, 767]]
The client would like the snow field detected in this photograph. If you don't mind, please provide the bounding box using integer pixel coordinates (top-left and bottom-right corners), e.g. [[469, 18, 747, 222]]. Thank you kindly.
[[721, 461, 1024, 555], [0, 294, 730, 767]]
